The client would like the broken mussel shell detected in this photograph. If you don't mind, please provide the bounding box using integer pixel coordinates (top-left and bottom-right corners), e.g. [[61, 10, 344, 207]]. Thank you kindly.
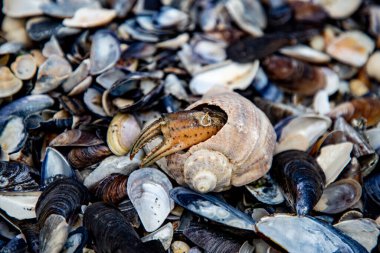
[[255, 214, 368, 253], [0, 161, 38, 192], [170, 187, 255, 231], [245, 174, 284, 205], [271, 150, 326, 215], [83, 202, 165, 253], [127, 167, 174, 232]]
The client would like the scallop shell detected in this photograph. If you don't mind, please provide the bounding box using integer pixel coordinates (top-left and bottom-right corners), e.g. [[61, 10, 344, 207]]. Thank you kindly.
[[127, 168, 174, 232], [165, 92, 276, 193]]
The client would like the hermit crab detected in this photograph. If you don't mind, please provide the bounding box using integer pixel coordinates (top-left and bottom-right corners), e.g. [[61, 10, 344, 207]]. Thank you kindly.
[[130, 92, 276, 193]]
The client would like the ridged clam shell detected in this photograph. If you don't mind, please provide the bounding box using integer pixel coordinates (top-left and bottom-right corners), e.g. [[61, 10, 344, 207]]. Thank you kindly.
[[127, 168, 174, 232]]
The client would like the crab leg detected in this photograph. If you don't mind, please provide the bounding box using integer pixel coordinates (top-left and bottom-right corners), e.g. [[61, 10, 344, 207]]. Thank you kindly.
[[130, 109, 227, 166]]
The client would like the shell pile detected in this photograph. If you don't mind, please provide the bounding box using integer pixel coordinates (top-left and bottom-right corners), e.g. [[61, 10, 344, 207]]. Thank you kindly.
[[0, 0, 380, 252]]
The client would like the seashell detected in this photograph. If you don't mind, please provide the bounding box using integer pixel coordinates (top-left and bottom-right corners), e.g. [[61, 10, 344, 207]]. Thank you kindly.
[[189, 61, 259, 95], [314, 179, 362, 214], [0, 234, 28, 252], [49, 129, 103, 147], [329, 98, 380, 127], [0, 116, 27, 156], [41, 147, 75, 188], [279, 44, 331, 64], [0, 191, 41, 219], [0, 161, 38, 192], [289, 1, 328, 23], [170, 187, 255, 230], [365, 51, 380, 81], [314, 0, 362, 19], [255, 214, 367, 253], [262, 55, 327, 96], [316, 142, 353, 185], [41, 0, 100, 19], [83, 152, 143, 188], [183, 222, 244, 253], [92, 174, 128, 204], [84, 202, 165, 253], [313, 89, 330, 115], [253, 97, 302, 125], [10, 54, 37, 80], [362, 172, 380, 218], [127, 168, 174, 232], [117, 198, 141, 229], [171, 241, 190, 253], [165, 92, 276, 192], [339, 210, 363, 222], [271, 150, 326, 215], [31, 55, 72, 94], [96, 68, 128, 90], [42, 36, 63, 58], [275, 114, 332, 154], [63, 8, 117, 28], [27, 17, 81, 42], [0, 67, 22, 98], [83, 88, 107, 117], [36, 178, 89, 253], [141, 222, 174, 250], [225, 0, 266, 37], [107, 113, 141, 156], [62, 227, 88, 253], [89, 30, 120, 75], [67, 145, 112, 169], [334, 218, 379, 252], [245, 174, 284, 205], [334, 117, 378, 177], [326, 31, 375, 67], [3, 0, 48, 18], [0, 95, 54, 119], [62, 59, 90, 94], [154, 7, 189, 30]]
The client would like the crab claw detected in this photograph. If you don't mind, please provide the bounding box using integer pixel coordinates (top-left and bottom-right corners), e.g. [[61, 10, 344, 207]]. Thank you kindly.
[[130, 108, 227, 166]]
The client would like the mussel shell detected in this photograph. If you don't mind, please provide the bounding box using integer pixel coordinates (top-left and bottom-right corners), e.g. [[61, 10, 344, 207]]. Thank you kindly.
[[62, 227, 88, 253], [184, 222, 243, 253], [271, 150, 326, 215], [0, 116, 27, 155], [67, 145, 111, 169], [334, 218, 379, 252], [0, 162, 38, 191], [0, 234, 27, 253], [255, 214, 368, 253], [127, 168, 174, 232], [0, 95, 54, 119], [93, 174, 128, 204], [35, 178, 89, 227], [83, 202, 165, 253], [90, 30, 120, 75], [245, 174, 284, 205], [0, 66, 22, 98], [314, 179, 362, 214], [141, 222, 174, 250], [363, 172, 380, 218], [41, 147, 75, 187], [49, 129, 103, 147], [170, 187, 255, 230]]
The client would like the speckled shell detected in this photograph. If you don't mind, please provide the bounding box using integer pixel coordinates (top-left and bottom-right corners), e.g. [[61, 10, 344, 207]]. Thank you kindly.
[[166, 92, 276, 192]]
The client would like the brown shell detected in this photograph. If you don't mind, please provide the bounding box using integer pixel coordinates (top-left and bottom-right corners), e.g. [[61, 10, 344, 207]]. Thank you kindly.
[[166, 92, 276, 190]]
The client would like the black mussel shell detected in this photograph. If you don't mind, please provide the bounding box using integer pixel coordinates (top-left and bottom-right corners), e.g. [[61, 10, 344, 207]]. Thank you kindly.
[[363, 172, 380, 218], [83, 202, 165, 253], [35, 178, 89, 227], [0, 162, 38, 192], [271, 150, 326, 215]]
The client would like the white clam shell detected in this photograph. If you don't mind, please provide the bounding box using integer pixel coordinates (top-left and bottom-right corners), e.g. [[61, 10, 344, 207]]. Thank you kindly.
[[189, 61, 259, 95], [127, 168, 174, 232]]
